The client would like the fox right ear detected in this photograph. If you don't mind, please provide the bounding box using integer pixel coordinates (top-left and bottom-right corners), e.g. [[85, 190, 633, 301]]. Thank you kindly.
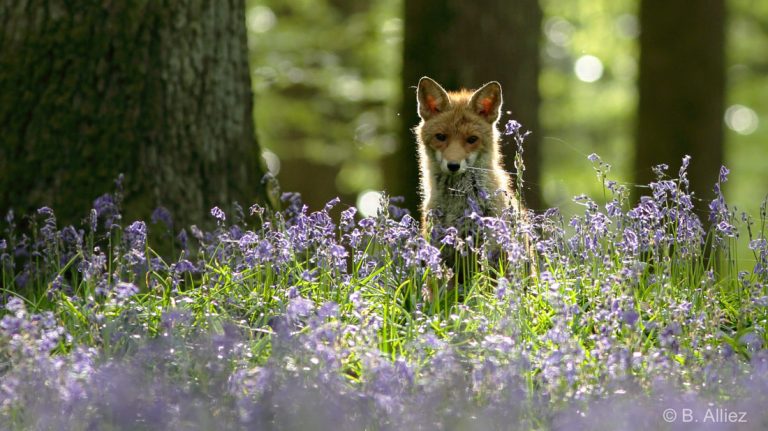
[[417, 77, 450, 120]]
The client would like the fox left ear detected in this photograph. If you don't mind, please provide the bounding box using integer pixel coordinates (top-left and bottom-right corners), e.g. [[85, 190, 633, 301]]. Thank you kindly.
[[417, 77, 451, 120], [469, 81, 503, 123]]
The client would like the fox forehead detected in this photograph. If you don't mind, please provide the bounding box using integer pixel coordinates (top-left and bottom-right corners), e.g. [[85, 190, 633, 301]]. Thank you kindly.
[[421, 109, 492, 138]]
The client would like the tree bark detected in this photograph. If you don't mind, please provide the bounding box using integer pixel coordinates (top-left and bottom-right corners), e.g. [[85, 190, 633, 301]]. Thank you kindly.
[[389, 0, 543, 217], [635, 0, 725, 211], [0, 0, 276, 227]]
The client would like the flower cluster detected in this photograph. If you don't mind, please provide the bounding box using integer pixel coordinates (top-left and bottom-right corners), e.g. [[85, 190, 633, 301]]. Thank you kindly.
[[0, 154, 767, 429]]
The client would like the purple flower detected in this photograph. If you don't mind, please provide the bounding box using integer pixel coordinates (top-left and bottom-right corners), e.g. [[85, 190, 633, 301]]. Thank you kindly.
[[621, 309, 639, 326], [115, 281, 139, 299], [60, 226, 82, 249], [89, 208, 98, 232], [249, 203, 265, 217], [124, 221, 147, 249], [651, 163, 669, 178], [328, 243, 348, 266], [680, 154, 691, 170], [151, 207, 173, 230], [239, 231, 258, 250], [287, 296, 314, 321], [300, 269, 318, 282], [210, 206, 226, 222], [323, 197, 341, 213], [504, 119, 522, 135], [254, 239, 273, 263], [389, 196, 410, 221], [37, 207, 57, 243], [5, 296, 25, 314], [174, 259, 197, 274], [749, 238, 767, 252], [92, 193, 118, 219], [340, 207, 357, 232], [177, 229, 188, 250], [716, 221, 735, 237], [605, 200, 622, 218], [621, 228, 639, 253], [318, 301, 339, 319], [719, 165, 730, 183]]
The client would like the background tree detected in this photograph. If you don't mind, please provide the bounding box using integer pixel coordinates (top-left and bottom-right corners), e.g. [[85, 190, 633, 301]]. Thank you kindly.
[[635, 0, 725, 212], [388, 0, 543, 217], [0, 0, 276, 228]]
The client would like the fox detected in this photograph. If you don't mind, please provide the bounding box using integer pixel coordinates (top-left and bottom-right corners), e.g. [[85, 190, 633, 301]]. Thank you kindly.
[[414, 76, 524, 236]]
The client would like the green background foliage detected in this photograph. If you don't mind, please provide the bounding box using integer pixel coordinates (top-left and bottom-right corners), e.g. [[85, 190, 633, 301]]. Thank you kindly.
[[246, 0, 402, 209]]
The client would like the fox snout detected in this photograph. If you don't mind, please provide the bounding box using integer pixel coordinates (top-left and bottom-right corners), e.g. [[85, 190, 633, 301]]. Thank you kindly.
[[440, 158, 467, 174], [435, 146, 477, 174]]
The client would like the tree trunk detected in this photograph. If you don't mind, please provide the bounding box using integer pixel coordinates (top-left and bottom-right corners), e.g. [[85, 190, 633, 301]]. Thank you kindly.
[[389, 0, 543, 217], [635, 0, 725, 211], [0, 0, 276, 227]]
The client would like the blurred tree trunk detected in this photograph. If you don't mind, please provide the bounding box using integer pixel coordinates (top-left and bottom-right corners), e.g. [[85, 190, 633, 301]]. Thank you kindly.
[[635, 0, 725, 213], [0, 1, 277, 227], [388, 0, 543, 217]]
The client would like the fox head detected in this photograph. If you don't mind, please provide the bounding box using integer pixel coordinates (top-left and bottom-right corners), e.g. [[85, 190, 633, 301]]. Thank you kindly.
[[415, 77, 503, 175]]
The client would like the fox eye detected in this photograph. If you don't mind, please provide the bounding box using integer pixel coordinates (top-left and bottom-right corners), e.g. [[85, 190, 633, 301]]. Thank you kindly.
[[466, 135, 478, 144], [435, 133, 447, 142]]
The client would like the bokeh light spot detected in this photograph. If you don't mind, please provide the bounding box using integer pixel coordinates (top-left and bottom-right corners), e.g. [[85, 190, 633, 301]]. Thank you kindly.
[[725, 104, 759, 135], [262, 150, 281, 175], [357, 190, 382, 217], [574, 55, 604, 83], [247, 6, 276, 34]]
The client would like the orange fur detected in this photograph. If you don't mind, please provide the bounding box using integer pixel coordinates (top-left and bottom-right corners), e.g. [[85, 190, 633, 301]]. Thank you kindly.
[[414, 77, 523, 234]]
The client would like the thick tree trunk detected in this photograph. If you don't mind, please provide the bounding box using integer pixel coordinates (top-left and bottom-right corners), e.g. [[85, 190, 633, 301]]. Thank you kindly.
[[635, 0, 725, 211], [0, 1, 275, 227], [389, 0, 543, 217]]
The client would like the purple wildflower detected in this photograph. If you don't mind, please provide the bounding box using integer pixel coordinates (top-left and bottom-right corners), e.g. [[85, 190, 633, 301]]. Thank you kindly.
[[124, 221, 147, 249], [504, 119, 522, 135], [249, 203, 265, 217], [210, 206, 226, 222], [328, 243, 348, 270], [716, 221, 735, 237], [173, 259, 197, 274], [621, 228, 639, 254], [177, 228, 188, 250], [340, 207, 357, 232], [151, 207, 173, 230], [254, 239, 273, 263], [621, 309, 639, 327], [287, 296, 314, 321], [318, 301, 339, 319], [719, 165, 730, 183], [115, 282, 139, 299], [323, 197, 341, 213], [239, 231, 258, 250]]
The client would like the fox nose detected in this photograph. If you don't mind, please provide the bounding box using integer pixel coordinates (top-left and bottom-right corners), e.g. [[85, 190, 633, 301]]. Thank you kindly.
[[447, 162, 461, 172]]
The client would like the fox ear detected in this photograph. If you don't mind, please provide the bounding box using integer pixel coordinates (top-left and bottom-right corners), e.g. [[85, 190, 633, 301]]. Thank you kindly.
[[469, 81, 503, 123], [417, 77, 450, 120]]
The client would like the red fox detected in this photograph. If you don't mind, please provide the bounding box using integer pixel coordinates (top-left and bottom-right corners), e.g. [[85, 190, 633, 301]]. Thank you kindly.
[[414, 77, 524, 235]]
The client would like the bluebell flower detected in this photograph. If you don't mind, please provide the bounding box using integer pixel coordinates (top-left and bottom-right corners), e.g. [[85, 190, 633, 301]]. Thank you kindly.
[[504, 119, 522, 135], [287, 296, 314, 321], [210, 206, 226, 222], [151, 207, 173, 230], [115, 282, 139, 299]]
